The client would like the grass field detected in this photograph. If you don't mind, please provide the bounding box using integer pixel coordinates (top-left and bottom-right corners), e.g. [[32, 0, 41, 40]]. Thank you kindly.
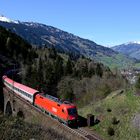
[[79, 89, 140, 140]]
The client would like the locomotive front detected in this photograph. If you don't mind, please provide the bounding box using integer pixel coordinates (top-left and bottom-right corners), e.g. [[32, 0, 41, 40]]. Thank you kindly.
[[61, 102, 78, 126], [67, 106, 78, 126]]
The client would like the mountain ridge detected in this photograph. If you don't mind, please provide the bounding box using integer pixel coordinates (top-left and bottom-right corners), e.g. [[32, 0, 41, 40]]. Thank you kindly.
[[0, 15, 136, 68], [0, 15, 19, 24], [112, 42, 140, 60]]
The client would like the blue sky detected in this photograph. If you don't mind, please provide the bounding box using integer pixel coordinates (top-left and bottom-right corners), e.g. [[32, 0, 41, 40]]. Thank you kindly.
[[0, 0, 140, 46]]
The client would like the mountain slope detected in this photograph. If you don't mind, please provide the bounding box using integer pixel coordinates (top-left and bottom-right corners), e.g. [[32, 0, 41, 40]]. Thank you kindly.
[[0, 16, 115, 56], [112, 42, 140, 60], [0, 15, 136, 68], [79, 90, 140, 140]]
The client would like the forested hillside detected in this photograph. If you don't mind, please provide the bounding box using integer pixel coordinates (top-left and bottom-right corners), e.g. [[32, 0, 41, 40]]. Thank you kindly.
[[0, 26, 38, 111], [0, 26, 127, 109], [0, 25, 131, 140]]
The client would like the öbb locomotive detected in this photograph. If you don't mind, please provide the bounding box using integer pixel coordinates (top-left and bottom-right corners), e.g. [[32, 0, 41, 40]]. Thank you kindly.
[[2, 75, 78, 126]]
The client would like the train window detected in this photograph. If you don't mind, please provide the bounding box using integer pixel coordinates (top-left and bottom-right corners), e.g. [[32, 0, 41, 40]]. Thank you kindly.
[[62, 109, 64, 113], [68, 108, 77, 115]]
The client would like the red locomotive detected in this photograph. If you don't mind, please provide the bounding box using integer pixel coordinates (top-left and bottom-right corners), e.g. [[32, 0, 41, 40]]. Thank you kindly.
[[2, 75, 78, 126]]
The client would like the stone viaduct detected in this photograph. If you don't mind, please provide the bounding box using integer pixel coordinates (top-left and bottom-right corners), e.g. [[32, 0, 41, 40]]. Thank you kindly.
[[4, 87, 34, 118], [3, 87, 83, 140]]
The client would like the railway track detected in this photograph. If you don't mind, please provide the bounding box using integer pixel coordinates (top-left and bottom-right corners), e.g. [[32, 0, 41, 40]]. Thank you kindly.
[[61, 124, 103, 140], [34, 104, 103, 140], [5, 87, 103, 140], [75, 127, 103, 140]]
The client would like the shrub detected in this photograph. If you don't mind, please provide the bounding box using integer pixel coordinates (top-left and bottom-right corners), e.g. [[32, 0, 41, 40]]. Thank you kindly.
[[107, 127, 115, 136], [107, 108, 112, 112], [57, 77, 75, 102], [112, 117, 119, 125]]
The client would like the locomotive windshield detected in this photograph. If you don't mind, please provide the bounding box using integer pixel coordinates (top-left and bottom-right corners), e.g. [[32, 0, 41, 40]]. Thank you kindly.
[[68, 108, 77, 115]]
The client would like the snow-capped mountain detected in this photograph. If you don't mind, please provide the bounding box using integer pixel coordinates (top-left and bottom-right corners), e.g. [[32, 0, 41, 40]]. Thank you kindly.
[[0, 15, 19, 24], [0, 15, 137, 68], [123, 41, 140, 45], [112, 42, 140, 60], [0, 15, 116, 57]]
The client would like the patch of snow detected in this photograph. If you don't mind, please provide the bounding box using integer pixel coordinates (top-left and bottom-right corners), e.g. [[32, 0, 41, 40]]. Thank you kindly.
[[0, 15, 19, 24], [124, 41, 140, 45], [131, 41, 140, 44]]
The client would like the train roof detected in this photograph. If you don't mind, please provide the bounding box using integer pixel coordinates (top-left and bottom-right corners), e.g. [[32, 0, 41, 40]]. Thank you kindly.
[[44, 94, 75, 107], [4, 76, 76, 107], [4, 76, 39, 95]]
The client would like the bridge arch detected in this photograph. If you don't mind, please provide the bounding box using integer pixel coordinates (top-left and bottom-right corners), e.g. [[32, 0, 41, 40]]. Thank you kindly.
[[5, 101, 12, 116]]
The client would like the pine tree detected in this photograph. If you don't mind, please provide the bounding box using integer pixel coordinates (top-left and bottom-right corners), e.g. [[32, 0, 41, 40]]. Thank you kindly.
[[96, 63, 103, 77], [37, 58, 44, 84], [65, 58, 73, 75], [48, 47, 57, 59], [45, 61, 55, 85], [54, 56, 63, 81]]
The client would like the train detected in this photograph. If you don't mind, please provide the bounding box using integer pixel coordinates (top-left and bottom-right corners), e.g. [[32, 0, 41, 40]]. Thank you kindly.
[[2, 75, 78, 126]]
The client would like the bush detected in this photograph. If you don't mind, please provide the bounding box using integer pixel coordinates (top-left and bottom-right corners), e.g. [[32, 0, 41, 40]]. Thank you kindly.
[[107, 108, 112, 112], [107, 127, 115, 136], [57, 77, 75, 102], [112, 117, 119, 125]]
